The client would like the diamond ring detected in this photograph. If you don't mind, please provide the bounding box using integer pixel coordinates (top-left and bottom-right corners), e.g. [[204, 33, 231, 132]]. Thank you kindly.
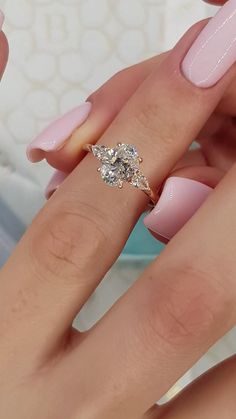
[[83, 143, 158, 205]]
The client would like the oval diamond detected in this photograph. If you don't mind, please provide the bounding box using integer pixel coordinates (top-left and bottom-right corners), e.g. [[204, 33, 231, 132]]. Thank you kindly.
[[115, 144, 139, 163], [100, 164, 121, 187]]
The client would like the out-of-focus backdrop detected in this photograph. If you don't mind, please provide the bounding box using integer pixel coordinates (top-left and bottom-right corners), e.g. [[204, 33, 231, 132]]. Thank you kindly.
[[0, 0, 235, 400]]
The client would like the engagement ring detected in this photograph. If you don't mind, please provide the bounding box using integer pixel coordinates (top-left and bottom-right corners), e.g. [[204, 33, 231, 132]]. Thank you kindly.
[[83, 143, 157, 205]]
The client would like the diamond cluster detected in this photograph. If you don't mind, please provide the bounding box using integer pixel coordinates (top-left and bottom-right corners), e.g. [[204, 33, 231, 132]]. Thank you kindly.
[[91, 143, 150, 191]]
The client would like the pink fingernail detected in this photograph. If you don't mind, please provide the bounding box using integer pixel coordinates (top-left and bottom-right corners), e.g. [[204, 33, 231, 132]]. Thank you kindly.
[[144, 177, 213, 240], [45, 170, 68, 200], [27, 102, 92, 162], [182, 0, 236, 88], [0, 10, 4, 29]]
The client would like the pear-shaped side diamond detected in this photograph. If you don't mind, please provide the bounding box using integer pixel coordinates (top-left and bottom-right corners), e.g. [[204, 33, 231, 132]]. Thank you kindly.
[[91, 145, 109, 162], [130, 172, 150, 191]]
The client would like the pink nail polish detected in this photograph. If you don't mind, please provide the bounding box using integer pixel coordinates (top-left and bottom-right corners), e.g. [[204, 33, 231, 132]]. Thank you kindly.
[[45, 170, 68, 200], [144, 177, 213, 240], [182, 0, 236, 88], [27, 102, 92, 162]]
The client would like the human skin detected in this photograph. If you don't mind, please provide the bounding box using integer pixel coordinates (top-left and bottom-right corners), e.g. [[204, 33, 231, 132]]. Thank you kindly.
[[30, 2, 236, 242], [1, 3, 236, 419]]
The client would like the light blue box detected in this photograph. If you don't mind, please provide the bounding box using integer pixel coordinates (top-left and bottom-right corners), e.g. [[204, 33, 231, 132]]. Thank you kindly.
[[122, 214, 164, 261]]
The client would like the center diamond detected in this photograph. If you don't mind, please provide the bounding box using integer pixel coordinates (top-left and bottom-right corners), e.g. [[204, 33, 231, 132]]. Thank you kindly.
[[91, 143, 150, 191]]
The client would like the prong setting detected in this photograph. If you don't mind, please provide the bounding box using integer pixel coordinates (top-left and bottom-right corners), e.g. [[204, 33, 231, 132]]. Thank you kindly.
[[118, 180, 123, 189]]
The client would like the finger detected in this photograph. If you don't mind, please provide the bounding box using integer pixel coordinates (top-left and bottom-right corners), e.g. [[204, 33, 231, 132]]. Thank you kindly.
[[69, 164, 236, 418], [27, 53, 167, 169], [144, 146, 223, 244], [144, 164, 224, 242], [44, 111, 235, 201], [217, 76, 236, 115], [28, 58, 236, 173], [142, 405, 162, 419], [144, 355, 236, 418], [44, 150, 220, 246], [199, 116, 236, 173], [159, 355, 236, 419], [44, 148, 207, 200], [3, 10, 236, 357], [45, 170, 69, 200], [39, 70, 236, 173]]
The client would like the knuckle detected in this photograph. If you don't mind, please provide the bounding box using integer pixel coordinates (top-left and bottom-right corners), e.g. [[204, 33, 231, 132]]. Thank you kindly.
[[144, 262, 231, 348], [29, 202, 108, 282], [134, 101, 161, 133], [131, 100, 176, 153]]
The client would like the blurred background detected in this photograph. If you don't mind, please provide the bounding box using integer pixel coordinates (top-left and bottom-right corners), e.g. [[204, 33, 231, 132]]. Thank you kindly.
[[0, 0, 235, 401]]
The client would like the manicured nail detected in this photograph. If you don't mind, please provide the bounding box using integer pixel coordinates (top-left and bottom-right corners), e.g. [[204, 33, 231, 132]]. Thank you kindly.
[[45, 170, 68, 200], [0, 10, 4, 29], [182, 0, 236, 88], [203, 1, 224, 4], [27, 102, 92, 162], [144, 177, 213, 240]]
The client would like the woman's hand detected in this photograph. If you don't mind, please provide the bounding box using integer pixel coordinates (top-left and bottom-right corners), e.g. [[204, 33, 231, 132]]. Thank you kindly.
[[27, 3, 236, 242], [27, 4, 236, 247], [2, 3, 236, 419]]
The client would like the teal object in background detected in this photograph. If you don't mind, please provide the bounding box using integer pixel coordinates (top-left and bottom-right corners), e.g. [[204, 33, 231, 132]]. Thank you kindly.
[[121, 214, 164, 260]]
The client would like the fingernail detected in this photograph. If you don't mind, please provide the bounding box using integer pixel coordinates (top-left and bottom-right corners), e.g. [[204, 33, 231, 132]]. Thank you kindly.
[[182, 0, 236, 88], [203, 0, 226, 4], [45, 170, 68, 200], [27, 102, 92, 162], [144, 177, 213, 240], [0, 10, 4, 29]]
